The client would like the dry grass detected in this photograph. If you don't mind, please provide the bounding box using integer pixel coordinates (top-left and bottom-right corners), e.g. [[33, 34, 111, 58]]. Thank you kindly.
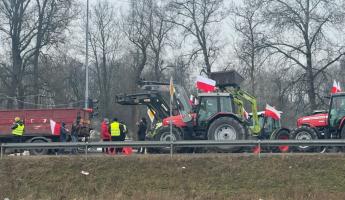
[[1, 154, 345, 199]]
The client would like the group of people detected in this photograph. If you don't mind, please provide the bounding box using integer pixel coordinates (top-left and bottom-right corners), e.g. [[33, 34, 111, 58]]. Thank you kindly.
[[100, 117, 148, 154], [100, 118, 127, 154], [58, 116, 85, 154], [10, 115, 149, 155]]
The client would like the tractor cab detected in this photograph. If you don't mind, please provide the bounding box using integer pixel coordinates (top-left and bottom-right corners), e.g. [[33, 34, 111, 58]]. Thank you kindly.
[[195, 93, 237, 131], [329, 92, 345, 129]]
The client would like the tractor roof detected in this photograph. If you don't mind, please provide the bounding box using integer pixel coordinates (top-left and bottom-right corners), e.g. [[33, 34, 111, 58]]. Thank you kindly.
[[198, 93, 232, 97], [332, 92, 345, 97]]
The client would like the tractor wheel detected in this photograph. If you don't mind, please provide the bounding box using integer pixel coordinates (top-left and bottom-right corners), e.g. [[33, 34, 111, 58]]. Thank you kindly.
[[154, 126, 182, 153], [29, 139, 49, 155], [339, 126, 345, 152], [292, 127, 318, 152], [207, 117, 246, 152], [271, 129, 291, 153]]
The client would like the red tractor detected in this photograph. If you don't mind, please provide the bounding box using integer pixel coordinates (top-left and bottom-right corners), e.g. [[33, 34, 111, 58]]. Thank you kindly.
[[293, 92, 345, 151]]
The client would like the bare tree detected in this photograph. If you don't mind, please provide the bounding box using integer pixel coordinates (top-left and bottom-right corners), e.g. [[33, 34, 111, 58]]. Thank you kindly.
[[89, 0, 121, 117], [149, 2, 174, 81], [264, 0, 345, 110], [124, 0, 153, 82], [0, 0, 76, 108], [168, 0, 226, 76], [0, 0, 37, 108], [232, 0, 269, 95], [31, 0, 76, 107]]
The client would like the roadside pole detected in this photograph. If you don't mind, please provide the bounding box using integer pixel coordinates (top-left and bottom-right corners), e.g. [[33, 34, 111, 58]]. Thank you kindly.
[[84, 0, 89, 109], [169, 77, 174, 158]]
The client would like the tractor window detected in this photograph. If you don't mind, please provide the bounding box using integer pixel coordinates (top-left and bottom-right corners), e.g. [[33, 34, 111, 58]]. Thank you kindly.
[[329, 96, 345, 127], [198, 97, 218, 122], [219, 96, 233, 113]]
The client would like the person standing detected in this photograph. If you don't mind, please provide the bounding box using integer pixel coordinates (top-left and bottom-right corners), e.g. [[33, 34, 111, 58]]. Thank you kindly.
[[109, 118, 124, 154], [70, 116, 81, 154], [137, 117, 147, 154], [101, 118, 111, 154], [120, 121, 127, 141], [11, 117, 25, 154], [59, 122, 68, 154]]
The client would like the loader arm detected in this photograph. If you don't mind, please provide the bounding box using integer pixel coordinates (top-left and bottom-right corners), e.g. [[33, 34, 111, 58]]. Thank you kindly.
[[116, 92, 170, 120], [225, 87, 261, 135]]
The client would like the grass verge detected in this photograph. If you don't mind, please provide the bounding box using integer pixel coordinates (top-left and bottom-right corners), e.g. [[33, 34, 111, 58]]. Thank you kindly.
[[1, 154, 345, 199]]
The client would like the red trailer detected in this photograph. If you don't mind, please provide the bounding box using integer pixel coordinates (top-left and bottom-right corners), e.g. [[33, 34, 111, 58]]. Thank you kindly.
[[0, 108, 92, 154]]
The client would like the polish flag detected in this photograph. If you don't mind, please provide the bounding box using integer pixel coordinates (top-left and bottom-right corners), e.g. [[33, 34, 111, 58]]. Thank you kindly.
[[264, 104, 281, 120], [337, 81, 342, 92], [196, 76, 216, 92], [331, 80, 338, 94], [50, 119, 61, 135]]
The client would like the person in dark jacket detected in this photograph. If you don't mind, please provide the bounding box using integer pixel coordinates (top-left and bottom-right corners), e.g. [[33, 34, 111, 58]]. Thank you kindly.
[[59, 122, 68, 154], [70, 116, 81, 154], [137, 117, 147, 154]]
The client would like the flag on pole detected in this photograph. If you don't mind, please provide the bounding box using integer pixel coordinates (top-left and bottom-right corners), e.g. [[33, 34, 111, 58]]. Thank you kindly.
[[337, 81, 342, 92], [331, 80, 338, 94], [264, 104, 281, 120], [196, 76, 216, 92], [147, 109, 155, 122], [50, 119, 61, 135], [169, 76, 174, 97]]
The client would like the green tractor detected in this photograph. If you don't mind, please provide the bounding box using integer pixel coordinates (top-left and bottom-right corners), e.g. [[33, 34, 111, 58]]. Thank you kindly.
[[116, 70, 289, 152], [249, 111, 291, 152]]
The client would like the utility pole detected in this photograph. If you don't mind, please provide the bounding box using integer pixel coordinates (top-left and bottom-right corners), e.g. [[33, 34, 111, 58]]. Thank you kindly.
[[84, 0, 89, 109]]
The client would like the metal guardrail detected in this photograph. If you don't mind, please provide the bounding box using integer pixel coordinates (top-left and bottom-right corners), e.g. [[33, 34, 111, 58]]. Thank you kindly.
[[2, 139, 345, 158]]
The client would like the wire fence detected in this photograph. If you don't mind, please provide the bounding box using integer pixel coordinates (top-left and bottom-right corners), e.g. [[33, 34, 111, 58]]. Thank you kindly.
[[2, 139, 345, 159]]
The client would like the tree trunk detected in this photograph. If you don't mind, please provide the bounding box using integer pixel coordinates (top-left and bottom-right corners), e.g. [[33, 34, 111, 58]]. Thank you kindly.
[[154, 51, 160, 81], [250, 48, 255, 96], [202, 46, 211, 76], [33, 46, 41, 107], [135, 47, 147, 82], [306, 51, 317, 111]]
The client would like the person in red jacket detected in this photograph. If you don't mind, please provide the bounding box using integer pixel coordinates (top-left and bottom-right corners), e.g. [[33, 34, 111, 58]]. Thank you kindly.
[[101, 118, 111, 154]]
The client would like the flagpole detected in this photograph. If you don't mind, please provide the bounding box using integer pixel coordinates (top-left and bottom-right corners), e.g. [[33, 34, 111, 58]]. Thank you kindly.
[[169, 77, 174, 157]]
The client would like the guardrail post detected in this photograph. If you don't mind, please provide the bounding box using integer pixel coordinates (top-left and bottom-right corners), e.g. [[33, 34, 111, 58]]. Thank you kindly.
[[170, 142, 173, 158], [85, 142, 88, 159], [258, 140, 261, 159], [1, 143, 3, 159]]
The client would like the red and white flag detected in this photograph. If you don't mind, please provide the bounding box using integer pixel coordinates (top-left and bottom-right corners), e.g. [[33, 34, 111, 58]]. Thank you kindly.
[[337, 81, 342, 92], [331, 80, 338, 94], [50, 119, 61, 135], [264, 104, 281, 120], [196, 76, 216, 92]]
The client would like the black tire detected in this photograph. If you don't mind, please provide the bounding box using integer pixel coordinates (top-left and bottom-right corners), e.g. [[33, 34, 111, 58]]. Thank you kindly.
[[154, 126, 182, 153], [270, 128, 291, 152], [207, 117, 246, 152], [292, 127, 318, 152], [338, 126, 345, 152], [29, 139, 49, 155]]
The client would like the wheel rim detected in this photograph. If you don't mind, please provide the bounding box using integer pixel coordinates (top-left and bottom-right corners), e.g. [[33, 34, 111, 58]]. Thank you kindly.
[[295, 131, 312, 149], [278, 134, 289, 152], [31, 140, 47, 154], [214, 125, 237, 140], [160, 132, 177, 141]]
